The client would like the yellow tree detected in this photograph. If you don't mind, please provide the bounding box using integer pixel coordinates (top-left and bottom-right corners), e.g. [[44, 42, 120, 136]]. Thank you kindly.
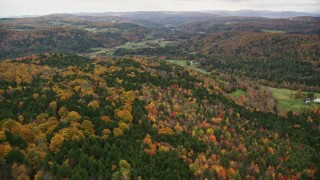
[[158, 127, 174, 135], [87, 100, 100, 109], [174, 123, 184, 133], [82, 120, 95, 135], [48, 101, 57, 111], [1, 118, 22, 134], [113, 160, 132, 180], [19, 126, 34, 143], [49, 133, 65, 153], [0, 142, 12, 157], [114, 109, 133, 124], [118, 122, 129, 131], [0, 131, 6, 141], [58, 107, 68, 119], [67, 111, 81, 122], [18, 115, 24, 123], [101, 129, 111, 139], [113, 128, 124, 137]]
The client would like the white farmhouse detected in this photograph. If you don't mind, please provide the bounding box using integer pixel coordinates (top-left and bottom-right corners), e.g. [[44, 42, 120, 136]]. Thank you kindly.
[[314, 98, 320, 104]]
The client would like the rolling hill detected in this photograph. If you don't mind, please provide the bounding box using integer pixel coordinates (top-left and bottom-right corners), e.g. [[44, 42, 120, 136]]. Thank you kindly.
[[0, 53, 319, 179]]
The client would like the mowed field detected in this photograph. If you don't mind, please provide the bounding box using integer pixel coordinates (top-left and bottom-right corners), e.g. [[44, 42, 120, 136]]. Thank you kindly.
[[84, 40, 177, 58], [267, 87, 320, 112], [261, 29, 287, 33], [116, 40, 176, 49], [166, 60, 211, 75], [229, 89, 246, 97]]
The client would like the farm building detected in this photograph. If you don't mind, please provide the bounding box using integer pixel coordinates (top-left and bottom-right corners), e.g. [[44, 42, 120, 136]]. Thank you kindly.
[[303, 98, 311, 104], [187, 60, 197, 65]]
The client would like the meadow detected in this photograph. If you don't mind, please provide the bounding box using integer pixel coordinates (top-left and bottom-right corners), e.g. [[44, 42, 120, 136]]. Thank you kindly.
[[261, 29, 287, 33], [267, 87, 320, 112], [166, 60, 211, 75]]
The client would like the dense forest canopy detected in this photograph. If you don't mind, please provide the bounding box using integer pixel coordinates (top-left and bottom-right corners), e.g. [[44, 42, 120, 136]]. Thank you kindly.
[[184, 32, 320, 87], [0, 53, 319, 179]]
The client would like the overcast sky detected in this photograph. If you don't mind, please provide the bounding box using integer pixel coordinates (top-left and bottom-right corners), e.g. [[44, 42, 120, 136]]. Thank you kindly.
[[1, 0, 319, 17]]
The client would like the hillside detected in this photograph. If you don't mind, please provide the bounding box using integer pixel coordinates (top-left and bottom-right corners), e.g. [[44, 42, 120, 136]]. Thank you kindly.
[[179, 16, 320, 34], [0, 15, 150, 60], [183, 31, 320, 87], [0, 53, 319, 179]]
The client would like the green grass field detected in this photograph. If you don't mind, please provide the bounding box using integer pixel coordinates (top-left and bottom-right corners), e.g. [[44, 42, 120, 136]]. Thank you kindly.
[[159, 41, 177, 47], [89, 48, 109, 56], [83, 28, 97, 32], [166, 60, 188, 66], [75, 25, 87, 29], [266, 87, 320, 112], [9, 28, 31, 31], [86, 40, 178, 58], [225, 21, 238, 25], [89, 47, 107, 52], [229, 89, 246, 97], [116, 40, 176, 50], [166, 60, 211, 75], [144, 34, 154, 40], [261, 29, 287, 33], [97, 28, 119, 33]]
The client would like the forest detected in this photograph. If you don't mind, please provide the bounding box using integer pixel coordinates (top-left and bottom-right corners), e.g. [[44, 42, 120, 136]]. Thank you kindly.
[[0, 53, 319, 179], [185, 32, 320, 88]]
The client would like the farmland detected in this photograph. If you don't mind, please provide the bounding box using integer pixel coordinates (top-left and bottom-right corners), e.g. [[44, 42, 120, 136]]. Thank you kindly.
[[267, 87, 320, 112], [166, 60, 211, 75]]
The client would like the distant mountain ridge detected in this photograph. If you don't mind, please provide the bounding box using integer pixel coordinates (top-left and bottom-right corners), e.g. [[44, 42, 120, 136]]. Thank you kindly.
[[74, 10, 320, 19], [2, 10, 319, 26], [202, 10, 320, 18], [3, 10, 319, 19], [72, 10, 320, 25]]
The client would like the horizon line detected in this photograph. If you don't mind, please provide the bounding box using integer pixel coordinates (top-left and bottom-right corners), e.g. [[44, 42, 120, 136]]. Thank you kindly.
[[1, 9, 320, 19]]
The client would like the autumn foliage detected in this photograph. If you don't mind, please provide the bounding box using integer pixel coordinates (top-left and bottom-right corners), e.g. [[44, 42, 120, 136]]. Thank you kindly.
[[0, 55, 318, 179]]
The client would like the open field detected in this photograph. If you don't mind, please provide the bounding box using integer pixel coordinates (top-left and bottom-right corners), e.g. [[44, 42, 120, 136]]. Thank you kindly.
[[267, 87, 320, 111], [225, 21, 238, 25], [261, 29, 287, 33], [166, 60, 211, 75], [225, 86, 320, 112], [83, 40, 178, 58], [89, 47, 108, 52], [144, 34, 154, 40], [116, 40, 176, 49], [8, 28, 32, 31], [229, 89, 246, 97], [97, 28, 119, 33], [83, 27, 97, 32]]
